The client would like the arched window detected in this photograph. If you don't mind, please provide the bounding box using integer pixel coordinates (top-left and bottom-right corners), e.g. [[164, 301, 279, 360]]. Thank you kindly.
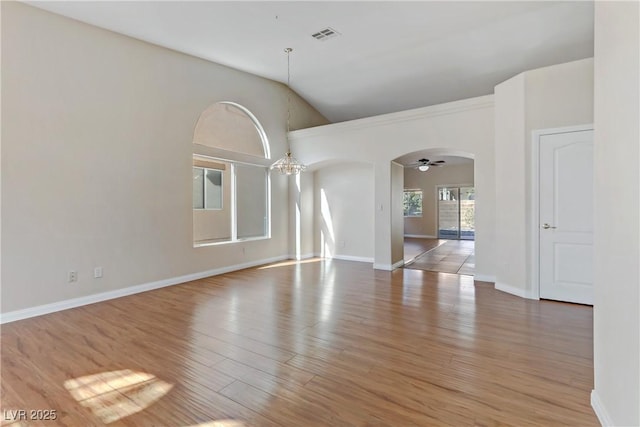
[[192, 102, 271, 246]]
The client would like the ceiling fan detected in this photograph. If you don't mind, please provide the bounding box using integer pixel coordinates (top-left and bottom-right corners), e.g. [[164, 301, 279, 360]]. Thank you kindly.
[[406, 158, 445, 171]]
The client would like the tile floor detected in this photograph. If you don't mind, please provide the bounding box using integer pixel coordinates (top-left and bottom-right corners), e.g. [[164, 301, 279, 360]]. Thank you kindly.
[[404, 239, 475, 276]]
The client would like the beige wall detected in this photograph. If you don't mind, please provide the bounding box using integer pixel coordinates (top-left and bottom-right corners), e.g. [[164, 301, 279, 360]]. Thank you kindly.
[[390, 162, 404, 266], [404, 163, 474, 237], [0, 2, 328, 314], [291, 95, 495, 275], [493, 58, 594, 297], [592, 2, 640, 425], [313, 162, 374, 261]]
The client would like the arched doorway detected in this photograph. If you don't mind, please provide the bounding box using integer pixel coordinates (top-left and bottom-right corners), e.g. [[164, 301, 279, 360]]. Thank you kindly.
[[393, 149, 476, 276]]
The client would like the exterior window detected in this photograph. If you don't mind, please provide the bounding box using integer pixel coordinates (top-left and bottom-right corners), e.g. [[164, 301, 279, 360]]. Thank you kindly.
[[193, 167, 223, 210], [235, 164, 268, 239], [192, 102, 271, 247], [403, 189, 423, 217]]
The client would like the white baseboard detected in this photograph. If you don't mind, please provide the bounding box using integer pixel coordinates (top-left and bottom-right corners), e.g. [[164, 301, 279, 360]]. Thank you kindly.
[[404, 234, 437, 239], [591, 389, 613, 426], [331, 254, 374, 263], [373, 260, 405, 271], [287, 253, 316, 260], [392, 259, 405, 269], [474, 274, 496, 283], [0, 255, 288, 324], [311, 253, 374, 264], [495, 282, 538, 300]]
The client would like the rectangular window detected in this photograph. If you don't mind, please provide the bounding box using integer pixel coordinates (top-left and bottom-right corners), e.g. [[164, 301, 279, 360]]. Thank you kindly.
[[193, 166, 223, 210], [235, 164, 268, 239], [193, 156, 270, 246], [403, 189, 423, 217]]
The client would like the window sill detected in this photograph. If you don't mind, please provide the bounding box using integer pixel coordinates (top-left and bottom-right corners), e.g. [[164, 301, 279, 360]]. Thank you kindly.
[[193, 235, 271, 248]]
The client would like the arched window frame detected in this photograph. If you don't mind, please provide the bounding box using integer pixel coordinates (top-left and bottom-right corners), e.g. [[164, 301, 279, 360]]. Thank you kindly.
[[192, 102, 272, 247]]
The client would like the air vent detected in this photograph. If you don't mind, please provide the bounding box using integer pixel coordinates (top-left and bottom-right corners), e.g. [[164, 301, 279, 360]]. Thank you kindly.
[[311, 27, 340, 41]]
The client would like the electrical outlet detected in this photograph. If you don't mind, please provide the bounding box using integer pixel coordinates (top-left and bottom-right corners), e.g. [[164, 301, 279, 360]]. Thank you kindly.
[[94, 267, 103, 278], [68, 271, 77, 283]]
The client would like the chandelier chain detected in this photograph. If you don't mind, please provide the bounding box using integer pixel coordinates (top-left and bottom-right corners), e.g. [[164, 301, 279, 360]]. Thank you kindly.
[[286, 48, 292, 137], [270, 47, 305, 175]]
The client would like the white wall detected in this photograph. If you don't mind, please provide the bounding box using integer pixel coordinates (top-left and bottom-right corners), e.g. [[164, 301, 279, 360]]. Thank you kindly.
[[289, 171, 316, 260], [313, 162, 374, 261], [404, 163, 474, 237], [0, 3, 328, 315], [592, 2, 640, 425], [390, 162, 404, 266], [493, 58, 594, 298], [291, 95, 495, 276]]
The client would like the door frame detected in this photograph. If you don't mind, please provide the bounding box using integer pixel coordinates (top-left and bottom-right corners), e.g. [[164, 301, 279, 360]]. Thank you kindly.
[[530, 124, 594, 300]]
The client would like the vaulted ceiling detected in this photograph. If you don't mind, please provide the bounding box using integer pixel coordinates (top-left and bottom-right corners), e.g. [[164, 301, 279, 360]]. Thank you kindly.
[[27, 1, 594, 123]]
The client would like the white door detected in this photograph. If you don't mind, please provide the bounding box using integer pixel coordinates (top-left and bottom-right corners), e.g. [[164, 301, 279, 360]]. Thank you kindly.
[[539, 130, 594, 305]]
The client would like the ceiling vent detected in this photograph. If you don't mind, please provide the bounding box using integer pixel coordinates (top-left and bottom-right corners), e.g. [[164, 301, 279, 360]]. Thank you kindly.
[[311, 27, 340, 41]]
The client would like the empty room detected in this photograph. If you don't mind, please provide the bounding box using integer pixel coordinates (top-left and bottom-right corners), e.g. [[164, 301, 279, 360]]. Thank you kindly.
[[1, 1, 638, 426]]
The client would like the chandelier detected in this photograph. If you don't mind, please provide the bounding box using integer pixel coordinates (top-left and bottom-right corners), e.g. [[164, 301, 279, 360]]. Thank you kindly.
[[270, 48, 306, 175]]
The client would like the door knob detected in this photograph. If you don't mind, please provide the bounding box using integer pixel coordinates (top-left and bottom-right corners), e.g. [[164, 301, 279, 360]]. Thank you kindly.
[[542, 223, 556, 229]]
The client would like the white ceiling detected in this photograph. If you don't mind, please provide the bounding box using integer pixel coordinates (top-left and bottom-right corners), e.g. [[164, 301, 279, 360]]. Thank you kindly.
[[27, 1, 594, 123], [395, 153, 473, 168]]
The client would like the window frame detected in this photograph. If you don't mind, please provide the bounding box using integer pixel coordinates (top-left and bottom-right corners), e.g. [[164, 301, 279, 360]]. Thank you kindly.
[[193, 166, 224, 211], [193, 155, 271, 247], [403, 189, 423, 217]]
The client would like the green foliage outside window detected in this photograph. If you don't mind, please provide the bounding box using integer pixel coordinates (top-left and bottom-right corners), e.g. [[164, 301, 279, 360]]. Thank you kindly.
[[403, 190, 423, 217]]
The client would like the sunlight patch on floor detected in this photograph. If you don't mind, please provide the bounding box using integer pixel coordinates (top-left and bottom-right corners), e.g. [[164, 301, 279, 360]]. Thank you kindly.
[[64, 370, 173, 424], [258, 257, 324, 269]]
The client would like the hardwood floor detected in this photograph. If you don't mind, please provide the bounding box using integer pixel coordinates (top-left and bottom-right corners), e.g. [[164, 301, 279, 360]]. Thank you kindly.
[[404, 239, 475, 276], [403, 237, 446, 263], [1, 259, 597, 426]]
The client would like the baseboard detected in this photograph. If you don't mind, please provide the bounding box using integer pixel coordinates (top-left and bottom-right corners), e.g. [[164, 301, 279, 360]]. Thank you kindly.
[[310, 253, 374, 264], [373, 260, 405, 271], [404, 234, 436, 239], [331, 254, 374, 263], [392, 259, 405, 269], [474, 274, 496, 283], [287, 253, 316, 260], [591, 389, 613, 426], [0, 255, 288, 324], [495, 282, 538, 300]]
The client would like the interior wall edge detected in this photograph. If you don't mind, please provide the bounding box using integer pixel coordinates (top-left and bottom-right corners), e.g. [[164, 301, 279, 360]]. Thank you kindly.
[[495, 281, 538, 300], [591, 389, 614, 427]]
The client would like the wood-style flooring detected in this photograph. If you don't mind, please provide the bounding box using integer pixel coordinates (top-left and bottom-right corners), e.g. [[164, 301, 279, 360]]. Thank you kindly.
[[1, 259, 597, 426], [404, 239, 475, 276]]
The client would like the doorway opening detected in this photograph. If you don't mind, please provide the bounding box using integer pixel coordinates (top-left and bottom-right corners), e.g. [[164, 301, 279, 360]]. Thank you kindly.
[[395, 150, 475, 276]]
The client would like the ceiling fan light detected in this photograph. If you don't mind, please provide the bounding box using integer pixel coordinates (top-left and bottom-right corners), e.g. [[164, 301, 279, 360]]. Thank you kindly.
[[418, 165, 430, 172]]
